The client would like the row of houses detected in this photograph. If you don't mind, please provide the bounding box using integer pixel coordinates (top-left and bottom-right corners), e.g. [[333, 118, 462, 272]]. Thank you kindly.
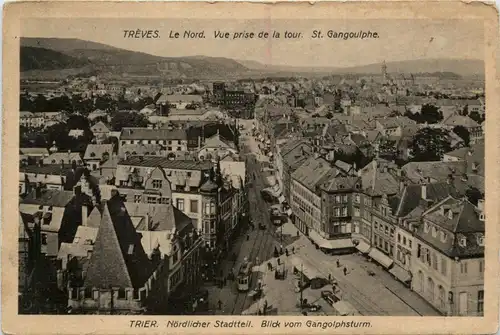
[[271, 138, 485, 316]]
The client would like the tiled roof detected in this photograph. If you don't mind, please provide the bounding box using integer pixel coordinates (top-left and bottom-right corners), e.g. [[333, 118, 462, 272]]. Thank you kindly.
[[442, 114, 480, 128], [119, 156, 212, 171], [292, 157, 335, 192], [359, 159, 400, 196], [156, 94, 203, 104], [84, 195, 153, 289], [90, 121, 110, 133], [121, 128, 187, 141], [21, 189, 74, 207], [44, 152, 82, 163], [320, 174, 360, 192], [402, 161, 467, 184], [419, 197, 484, 257], [20, 148, 49, 156], [20, 164, 72, 176], [84, 144, 114, 160]]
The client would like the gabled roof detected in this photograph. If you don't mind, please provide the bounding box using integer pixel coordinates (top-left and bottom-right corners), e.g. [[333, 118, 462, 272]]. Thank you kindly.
[[84, 144, 114, 161], [292, 157, 335, 192], [402, 161, 467, 184], [202, 133, 235, 150], [90, 121, 110, 133], [84, 196, 153, 289]]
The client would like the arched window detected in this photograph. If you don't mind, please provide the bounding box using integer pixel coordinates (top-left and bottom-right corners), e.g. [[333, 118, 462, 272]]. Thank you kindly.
[[417, 270, 424, 293], [51, 159, 56, 164], [427, 277, 435, 302], [90, 152, 96, 158], [438, 285, 446, 309], [132, 151, 137, 155]]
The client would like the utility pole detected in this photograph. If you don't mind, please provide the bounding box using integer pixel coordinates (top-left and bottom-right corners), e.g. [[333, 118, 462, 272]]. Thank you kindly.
[[299, 263, 303, 308]]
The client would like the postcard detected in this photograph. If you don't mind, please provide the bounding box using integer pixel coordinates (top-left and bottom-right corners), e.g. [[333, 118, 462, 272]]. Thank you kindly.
[[2, 1, 499, 334]]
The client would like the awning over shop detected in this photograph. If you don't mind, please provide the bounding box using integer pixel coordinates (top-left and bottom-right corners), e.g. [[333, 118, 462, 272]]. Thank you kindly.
[[289, 256, 324, 280], [368, 248, 393, 269], [355, 240, 371, 254], [309, 230, 354, 250], [389, 265, 412, 283], [332, 301, 358, 316], [278, 195, 286, 203]]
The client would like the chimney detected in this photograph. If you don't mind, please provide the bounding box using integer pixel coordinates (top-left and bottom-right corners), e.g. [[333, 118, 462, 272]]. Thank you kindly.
[[421, 184, 427, 200], [82, 205, 88, 226]]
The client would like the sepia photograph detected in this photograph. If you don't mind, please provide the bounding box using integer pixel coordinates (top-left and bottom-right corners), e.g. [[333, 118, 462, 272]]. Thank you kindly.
[[3, 2, 499, 334]]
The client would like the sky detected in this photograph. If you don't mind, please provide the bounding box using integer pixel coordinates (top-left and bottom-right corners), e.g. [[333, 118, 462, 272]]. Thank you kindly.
[[22, 18, 484, 68]]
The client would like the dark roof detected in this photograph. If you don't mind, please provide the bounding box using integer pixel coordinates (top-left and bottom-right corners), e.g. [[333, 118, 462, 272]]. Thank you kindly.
[[84, 195, 153, 289], [320, 175, 360, 193], [120, 156, 213, 171], [281, 141, 314, 172], [20, 164, 73, 175], [21, 189, 75, 207], [120, 128, 187, 140], [200, 179, 219, 192]]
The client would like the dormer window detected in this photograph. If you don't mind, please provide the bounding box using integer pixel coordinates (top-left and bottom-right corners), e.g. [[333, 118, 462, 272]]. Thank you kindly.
[[479, 213, 485, 221], [424, 222, 430, 233], [440, 231, 447, 242], [459, 236, 467, 247], [432, 227, 437, 238], [448, 210, 454, 220], [477, 234, 484, 246]]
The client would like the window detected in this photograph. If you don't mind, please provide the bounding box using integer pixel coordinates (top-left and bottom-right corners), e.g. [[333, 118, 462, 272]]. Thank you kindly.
[[459, 236, 467, 247], [441, 257, 447, 275], [118, 288, 126, 299], [134, 194, 142, 203], [341, 195, 348, 203], [479, 260, 484, 273], [385, 226, 389, 235], [93, 290, 99, 300], [432, 253, 438, 270], [147, 196, 157, 204], [84, 287, 92, 299], [417, 243, 422, 258], [41, 234, 48, 245], [478, 235, 484, 246], [152, 179, 162, 189], [390, 228, 395, 238], [432, 227, 437, 238], [398, 233, 401, 243], [161, 197, 170, 204], [409, 240, 412, 248], [353, 207, 360, 217], [424, 222, 430, 233], [384, 241, 389, 252], [403, 236, 407, 245], [334, 208, 340, 216], [374, 222, 378, 230], [190, 200, 199, 213], [176, 199, 185, 211], [354, 194, 360, 203], [389, 245, 394, 256], [341, 207, 348, 216], [477, 290, 484, 314], [460, 261, 468, 274]]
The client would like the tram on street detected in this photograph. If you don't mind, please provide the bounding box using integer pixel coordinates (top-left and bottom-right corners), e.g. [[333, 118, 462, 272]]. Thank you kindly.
[[237, 260, 253, 292]]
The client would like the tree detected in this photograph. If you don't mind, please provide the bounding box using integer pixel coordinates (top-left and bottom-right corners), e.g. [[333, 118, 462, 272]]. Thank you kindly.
[[469, 111, 484, 124], [110, 112, 149, 130], [410, 128, 451, 161], [453, 125, 470, 146], [406, 104, 443, 124], [325, 112, 334, 119]]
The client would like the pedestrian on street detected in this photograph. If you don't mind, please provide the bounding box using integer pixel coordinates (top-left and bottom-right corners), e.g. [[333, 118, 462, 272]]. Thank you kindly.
[[246, 234, 250, 241], [291, 246, 295, 254], [343, 267, 347, 276], [285, 249, 289, 257], [217, 300, 222, 310], [296, 231, 300, 237], [336, 259, 340, 268], [277, 258, 281, 265], [328, 273, 332, 282]]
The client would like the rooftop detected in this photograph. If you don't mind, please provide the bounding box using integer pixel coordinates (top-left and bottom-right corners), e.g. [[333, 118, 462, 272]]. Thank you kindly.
[[119, 156, 213, 171]]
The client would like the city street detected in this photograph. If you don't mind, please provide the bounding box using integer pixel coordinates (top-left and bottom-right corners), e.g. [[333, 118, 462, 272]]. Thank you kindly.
[[205, 121, 441, 317], [203, 126, 289, 315]]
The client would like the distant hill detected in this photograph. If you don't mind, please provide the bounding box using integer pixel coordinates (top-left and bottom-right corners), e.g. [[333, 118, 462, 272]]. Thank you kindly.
[[20, 37, 483, 79], [20, 37, 250, 79], [238, 58, 484, 77], [20, 46, 90, 71]]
